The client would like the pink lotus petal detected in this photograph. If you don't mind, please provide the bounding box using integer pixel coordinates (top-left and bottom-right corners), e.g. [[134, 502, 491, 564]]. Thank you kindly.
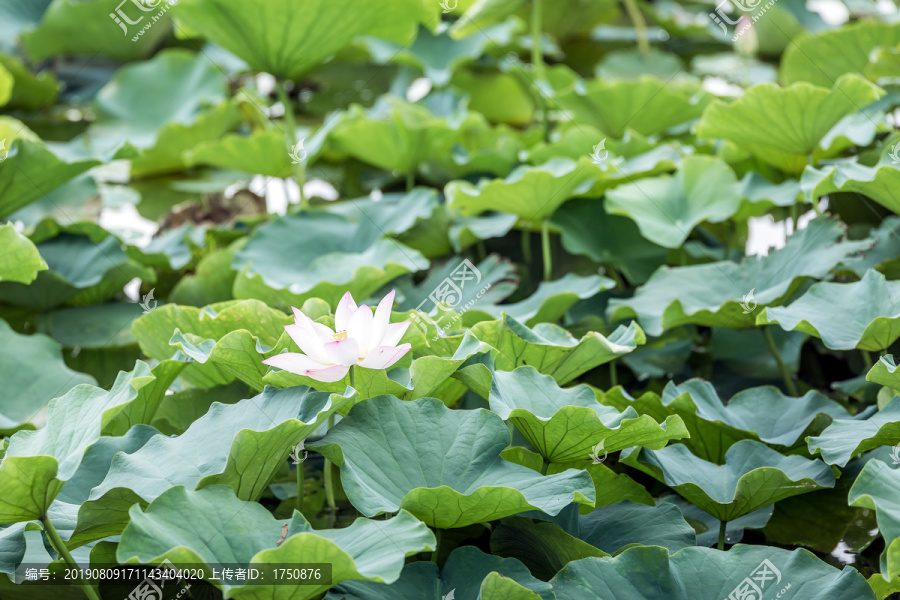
[[370, 290, 395, 351], [305, 364, 351, 383], [324, 338, 361, 367], [381, 321, 410, 347], [283, 324, 330, 364], [347, 304, 373, 352], [262, 352, 332, 374], [335, 291, 358, 333], [357, 343, 411, 370]]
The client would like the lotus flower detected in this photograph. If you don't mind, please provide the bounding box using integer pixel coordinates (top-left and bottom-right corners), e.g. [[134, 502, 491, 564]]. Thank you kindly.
[[262, 291, 411, 383]]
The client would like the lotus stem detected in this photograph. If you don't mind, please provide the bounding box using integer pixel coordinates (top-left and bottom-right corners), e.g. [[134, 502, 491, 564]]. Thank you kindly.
[[432, 528, 443, 563], [622, 0, 650, 55], [540, 457, 550, 476], [406, 170, 415, 192], [42, 517, 100, 600], [296, 458, 305, 514], [541, 220, 552, 281], [861, 350, 874, 371], [324, 413, 337, 528], [530, 0, 550, 142], [762, 327, 798, 396], [717, 520, 727, 551], [610, 362, 618, 387], [522, 230, 532, 263], [275, 81, 308, 210]]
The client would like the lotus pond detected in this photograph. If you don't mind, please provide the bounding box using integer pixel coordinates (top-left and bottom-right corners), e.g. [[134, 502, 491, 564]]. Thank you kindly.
[[3, 0, 900, 598]]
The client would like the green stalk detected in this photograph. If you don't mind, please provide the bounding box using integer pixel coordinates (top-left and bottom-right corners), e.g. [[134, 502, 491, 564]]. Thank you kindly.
[[609, 362, 618, 388], [432, 528, 443, 563], [42, 517, 100, 600], [275, 81, 308, 210], [717, 520, 727, 551], [622, 0, 650, 55], [522, 230, 532, 263], [541, 220, 552, 281], [862, 350, 874, 371], [763, 327, 798, 396], [540, 457, 550, 476], [530, 0, 550, 142], [406, 170, 415, 192], [323, 368, 353, 528], [296, 458, 305, 514]]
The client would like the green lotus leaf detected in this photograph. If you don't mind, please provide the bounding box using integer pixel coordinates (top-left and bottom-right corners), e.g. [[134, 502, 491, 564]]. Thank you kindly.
[[170, 244, 240, 307], [0, 361, 182, 523], [488, 366, 688, 463], [448, 0, 528, 38], [0, 522, 45, 576], [117, 485, 435, 599], [0, 320, 95, 436], [310, 395, 595, 528], [0, 0, 51, 53], [807, 397, 900, 467], [547, 545, 875, 599], [0, 120, 99, 220], [501, 446, 654, 509], [552, 197, 669, 285], [232, 211, 427, 310], [365, 20, 518, 87], [77, 385, 355, 547], [0, 223, 46, 284], [471, 274, 614, 326], [0, 61, 11, 106], [0, 53, 58, 110], [697, 74, 884, 173], [602, 379, 862, 462], [757, 270, 900, 351], [840, 216, 900, 278], [169, 328, 273, 390], [186, 128, 292, 178], [868, 355, 900, 390], [782, 21, 900, 87], [555, 76, 712, 138], [660, 494, 773, 547], [607, 217, 871, 335], [469, 314, 644, 385], [604, 155, 741, 248], [174, 0, 434, 80], [595, 48, 684, 80], [801, 159, 900, 215], [445, 157, 599, 222], [849, 459, 900, 581], [620, 439, 836, 522], [325, 545, 553, 600], [870, 572, 900, 600], [420, 109, 524, 180], [21, 0, 171, 61]]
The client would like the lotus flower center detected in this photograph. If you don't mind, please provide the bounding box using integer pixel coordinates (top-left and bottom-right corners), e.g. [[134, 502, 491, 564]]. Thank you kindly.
[[332, 330, 348, 341]]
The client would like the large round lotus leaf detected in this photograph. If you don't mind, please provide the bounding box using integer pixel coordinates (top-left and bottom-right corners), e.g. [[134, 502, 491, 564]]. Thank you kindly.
[[0, 361, 182, 523], [488, 366, 688, 463], [325, 546, 553, 600], [758, 270, 900, 351], [445, 157, 599, 222], [602, 378, 863, 462], [807, 397, 900, 467], [697, 74, 883, 173], [620, 439, 835, 522], [849, 459, 900, 582], [554, 76, 712, 138], [310, 395, 595, 528], [173, 0, 434, 80], [604, 155, 742, 249], [469, 314, 645, 385], [607, 217, 870, 336], [0, 320, 94, 437], [232, 211, 427, 310], [802, 157, 900, 215], [782, 21, 900, 87], [117, 485, 436, 600], [547, 545, 875, 599]]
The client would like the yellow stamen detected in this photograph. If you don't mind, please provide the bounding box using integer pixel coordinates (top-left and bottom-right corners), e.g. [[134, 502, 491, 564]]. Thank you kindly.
[[332, 330, 348, 341]]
